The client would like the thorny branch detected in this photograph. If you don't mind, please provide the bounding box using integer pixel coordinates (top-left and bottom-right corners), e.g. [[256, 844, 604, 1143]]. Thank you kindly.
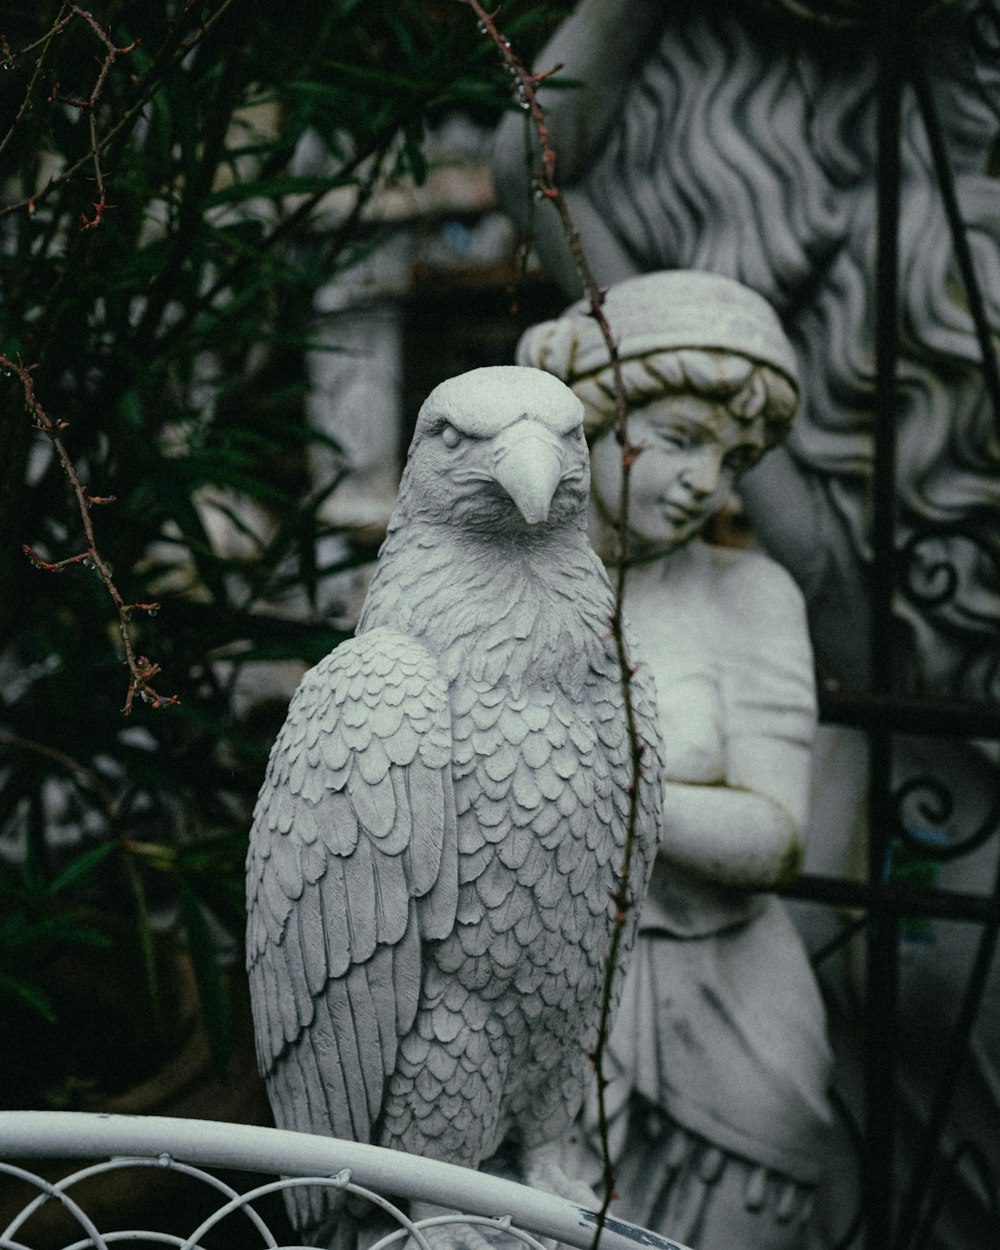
[[459, 3, 648, 1244], [0, 0, 238, 222], [0, 8, 73, 162], [0, 4, 138, 228], [1, 355, 179, 715], [58, 5, 138, 228]]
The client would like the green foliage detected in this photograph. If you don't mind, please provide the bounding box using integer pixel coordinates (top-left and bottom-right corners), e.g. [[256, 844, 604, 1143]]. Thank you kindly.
[[0, 843, 117, 1022], [0, 0, 571, 1085]]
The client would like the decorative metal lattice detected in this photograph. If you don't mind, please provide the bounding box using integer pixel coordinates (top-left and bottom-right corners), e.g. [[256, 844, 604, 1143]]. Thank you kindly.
[[780, 4, 1000, 1248], [0, 1111, 691, 1250]]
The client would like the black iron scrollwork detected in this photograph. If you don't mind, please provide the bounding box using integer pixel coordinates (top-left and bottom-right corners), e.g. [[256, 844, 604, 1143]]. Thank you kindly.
[[894, 771, 1000, 860], [898, 519, 1000, 615], [894, 519, 1000, 703]]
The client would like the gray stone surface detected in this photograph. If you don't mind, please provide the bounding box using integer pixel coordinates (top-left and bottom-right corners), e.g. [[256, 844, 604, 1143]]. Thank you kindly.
[[496, 5, 1000, 1244], [246, 365, 663, 1244], [519, 271, 832, 1249]]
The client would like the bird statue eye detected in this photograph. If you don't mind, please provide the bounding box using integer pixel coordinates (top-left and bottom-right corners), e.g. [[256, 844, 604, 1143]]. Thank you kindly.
[[441, 424, 461, 449]]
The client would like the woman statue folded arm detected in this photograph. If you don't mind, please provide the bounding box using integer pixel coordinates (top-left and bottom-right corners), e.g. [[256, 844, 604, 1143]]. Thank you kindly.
[[517, 269, 833, 1250]]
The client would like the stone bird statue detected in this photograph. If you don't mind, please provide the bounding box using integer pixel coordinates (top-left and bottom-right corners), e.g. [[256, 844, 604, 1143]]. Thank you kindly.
[[246, 365, 663, 1245]]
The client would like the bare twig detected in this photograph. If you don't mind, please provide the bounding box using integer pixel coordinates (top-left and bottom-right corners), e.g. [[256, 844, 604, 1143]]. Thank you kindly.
[[0, 0, 238, 221], [2, 355, 179, 714], [0, 6, 73, 160], [51, 6, 137, 228], [458, 4, 648, 1243]]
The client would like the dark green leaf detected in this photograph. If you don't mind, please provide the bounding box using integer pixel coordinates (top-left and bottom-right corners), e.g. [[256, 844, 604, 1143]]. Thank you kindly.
[[0, 973, 57, 1024], [49, 841, 120, 896], [176, 878, 231, 1078], [205, 172, 361, 208]]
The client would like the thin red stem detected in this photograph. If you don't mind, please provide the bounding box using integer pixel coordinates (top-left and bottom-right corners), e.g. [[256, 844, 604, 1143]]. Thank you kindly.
[[0, 0, 237, 221], [458, 5, 648, 1244], [3, 354, 178, 714]]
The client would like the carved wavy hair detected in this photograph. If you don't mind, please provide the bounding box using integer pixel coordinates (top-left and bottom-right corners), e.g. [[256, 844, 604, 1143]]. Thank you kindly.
[[575, 1, 1000, 693], [580, 3, 1000, 510]]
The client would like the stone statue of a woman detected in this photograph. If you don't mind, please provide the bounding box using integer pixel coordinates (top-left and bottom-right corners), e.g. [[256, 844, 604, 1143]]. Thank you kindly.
[[518, 270, 832, 1249], [496, 0, 1000, 703], [495, 12, 1000, 1242]]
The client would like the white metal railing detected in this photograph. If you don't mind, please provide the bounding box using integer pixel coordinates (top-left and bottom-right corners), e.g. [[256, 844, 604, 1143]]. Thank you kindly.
[[0, 1112, 693, 1250]]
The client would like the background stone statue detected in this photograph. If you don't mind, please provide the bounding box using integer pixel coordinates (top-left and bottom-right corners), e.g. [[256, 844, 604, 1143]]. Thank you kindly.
[[497, 6, 1000, 1242], [518, 270, 833, 1249], [245, 365, 663, 1248], [495, 0, 1000, 701]]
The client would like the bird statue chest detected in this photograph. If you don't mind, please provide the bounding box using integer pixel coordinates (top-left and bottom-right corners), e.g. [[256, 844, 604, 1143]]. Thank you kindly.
[[431, 661, 631, 1013], [355, 527, 649, 1027]]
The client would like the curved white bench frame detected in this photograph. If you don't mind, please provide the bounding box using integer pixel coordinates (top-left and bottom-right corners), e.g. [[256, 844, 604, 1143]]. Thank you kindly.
[[0, 1112, 693, 1250]]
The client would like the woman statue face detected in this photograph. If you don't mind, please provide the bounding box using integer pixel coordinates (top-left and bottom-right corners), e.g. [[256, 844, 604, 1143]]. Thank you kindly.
[[590, 392, 767, 552]]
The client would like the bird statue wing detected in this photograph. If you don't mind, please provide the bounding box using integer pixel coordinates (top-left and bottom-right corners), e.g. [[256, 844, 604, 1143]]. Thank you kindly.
[[246, 625, 459, 1150]]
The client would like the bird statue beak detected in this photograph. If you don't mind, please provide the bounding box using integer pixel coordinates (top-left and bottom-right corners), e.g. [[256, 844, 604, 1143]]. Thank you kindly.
[[491, 419, 567, 525]]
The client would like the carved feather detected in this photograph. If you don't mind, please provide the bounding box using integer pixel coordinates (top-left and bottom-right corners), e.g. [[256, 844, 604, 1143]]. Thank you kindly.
[[246, 368, 664, 1244]]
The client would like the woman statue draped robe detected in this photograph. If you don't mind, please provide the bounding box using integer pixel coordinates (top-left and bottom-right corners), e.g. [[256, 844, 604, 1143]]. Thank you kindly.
[[498, 9, 1000, 1243], [518, 270, 832, 1249]]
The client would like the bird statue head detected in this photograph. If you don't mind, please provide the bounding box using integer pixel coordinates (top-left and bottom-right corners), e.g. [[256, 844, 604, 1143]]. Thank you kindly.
[[390, 365, 590, 537]]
